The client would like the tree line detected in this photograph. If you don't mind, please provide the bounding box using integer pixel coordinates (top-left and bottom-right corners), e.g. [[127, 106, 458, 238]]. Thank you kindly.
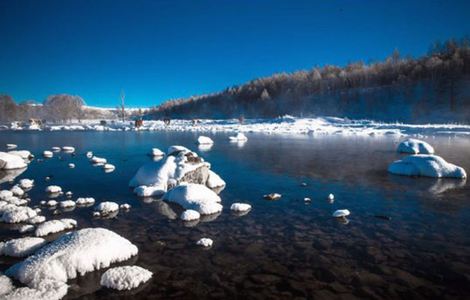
[[147, 38, 470, 119]]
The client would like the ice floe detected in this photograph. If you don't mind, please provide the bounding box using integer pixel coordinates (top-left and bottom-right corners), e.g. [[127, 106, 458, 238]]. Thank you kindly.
[[0, 152, 27, 170], [397, 138, 434, 154], [35, 219, 77, 236], [388, 154, 467, 178], [164, 183, 222, 215], [100, 266, 152, 291], [6, 228, 138, 291], [0, 237, 46, 257]]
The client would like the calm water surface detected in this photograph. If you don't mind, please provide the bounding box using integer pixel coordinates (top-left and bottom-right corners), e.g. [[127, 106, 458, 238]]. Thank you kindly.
[[0, 131, 470, 299]]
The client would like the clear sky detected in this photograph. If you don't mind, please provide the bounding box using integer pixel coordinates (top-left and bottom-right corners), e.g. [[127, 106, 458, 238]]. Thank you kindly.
[[1, 0, 469, 107]]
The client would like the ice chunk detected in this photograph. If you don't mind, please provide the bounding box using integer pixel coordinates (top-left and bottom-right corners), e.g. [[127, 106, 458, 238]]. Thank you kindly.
[[6, 228, 138, 289], [163, 183, 222, 215], [388, 154, 467, 178], [230, 203, 251, 212], [0, 152, 27, 170], [180, 209, 200, 221], [197, 136, 214, 145], [100, 266, 152, 291], [196, 238, 213, 248], [0, 237, 46, 257], [35, 219, 77, 237], [397, 138, 434, 154]]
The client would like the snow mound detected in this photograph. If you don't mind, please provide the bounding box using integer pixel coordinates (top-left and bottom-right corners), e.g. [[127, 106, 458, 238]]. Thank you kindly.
[[397, 138, 434, 154], [150, 148, 165, 157], [35, 219, 77, 237], [163, 183, 222, 215], [0, 190, 14, 201], [3, 280, 68, 300], [95, 202, 119, 216], [6, 228, 138, 289], [207, 170, 226, 189], [76, 197, 95, 206], [62, 146, 75, 153], [180, 209, 200, 221], [10, 186, 24, 197], [59, 200, 76, 208], [100, 266, 152, 291], [333, 209, 350, 218], [45, 186, 62, 194], [0, 237, 46, 257], [43, 151, 53, 158], [91, 156, 107, 164], [0, 274, 14, 296], [229, 132, 248, 142], [18, 179, 34, 190], [388, 154, 467, 178], [197, 136, 214, 145], [167, 145, 190, 155], [1, 206, 37, 223], [46, 200, 58, 207], [230, 203, 251, 212], [196, 238, 213, 248], [0, 152, 27, 170]]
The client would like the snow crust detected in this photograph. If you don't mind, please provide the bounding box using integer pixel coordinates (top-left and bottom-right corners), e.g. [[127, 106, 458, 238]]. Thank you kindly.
[[0, 237, 46, 257], [35, 219, 77, 237]]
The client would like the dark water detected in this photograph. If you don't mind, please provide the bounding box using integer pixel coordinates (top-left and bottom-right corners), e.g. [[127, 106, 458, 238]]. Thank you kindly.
[[1, 131, 470, 299]]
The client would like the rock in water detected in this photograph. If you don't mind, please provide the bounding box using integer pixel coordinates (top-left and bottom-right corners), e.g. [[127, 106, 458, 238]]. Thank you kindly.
[[388, 154, 466, 178], [397, 138, 434, 154], [264, 193, 281, 201], [100, 266, 152, 291]]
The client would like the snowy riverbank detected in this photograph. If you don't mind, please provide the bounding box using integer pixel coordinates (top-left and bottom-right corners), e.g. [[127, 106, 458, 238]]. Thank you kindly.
[[2, 116, 470, 137]]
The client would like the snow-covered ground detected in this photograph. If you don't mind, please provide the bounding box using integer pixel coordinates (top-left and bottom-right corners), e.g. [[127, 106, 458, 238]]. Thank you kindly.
[[2, 116, 470, 137]]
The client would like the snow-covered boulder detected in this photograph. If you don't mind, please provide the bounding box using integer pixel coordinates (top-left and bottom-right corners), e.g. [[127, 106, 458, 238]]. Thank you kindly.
[[167, 145, 190, 156], [68, 163, 75, 168], [1, 206, 37, 223], [45, 186, 62, 194], [6, 228, 138, 289], [163, 183, 222, 215], [0, 190, 14, 201], [10, 185, 24, 197], [103, 164, 115, 172], [397, 138, 434, 154], [18, 224, 35, 233], [0, 237, 46, 257], [229, 132, 248, 142], [0, 274, 14, 296], [196, 238, 213, 248], [35, 219, 77, 237], [59, 200, 76, 208], [230, 203, 251, 212], [149, 148, 165, 157], [197, 136, 214, 145], [76, 197, 95, 206], [43, 151, 53, 158], [94, 202, 119, 216], [86, 151, 93, 158], [180, 209, 200, 221], [46, 200, 58, 207], [61, 146, 75, 153], [207, 170, 226, 191], [18, 179, 34, 190], [8, 150, 33, 160], [6, 144, 17, 150], [120, 203, 131, 211], [0, 152, 27, 170], [51, 146, 61, 152], [388, 154, 467, 178], [91, 156, 107, 164], [28, 215, 46, 224], [100, 266, 152, 291], [333, 209, 350, 218]]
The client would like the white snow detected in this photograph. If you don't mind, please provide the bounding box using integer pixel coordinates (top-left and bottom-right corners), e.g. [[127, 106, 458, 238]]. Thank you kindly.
[[103, 164, 115, 171], [207, 170, 226, 189], [45, 185, 62, 194], [229, 132, 248, 142], [43, 151, 53, 158], [388, 154, 467, 178], [95, 202, 119, 216], [6, 144, 17, 149], [197, 136, 214, 145], [59, 200, 76, 208], [10, 186, 24, 197], [35, 219, 77, 237], [91, 156, 107, 164], [397, 138, 435, 154], [180, 209, 200, 221], [61, 146, 75, 153], [0, 152, 27, 170], [333, 209, 350, 218], [1, 206, 37, 223], [76, 197, 95, 206], [6, 228, 138, 291], [167, 145, 190, 155], [46, 200, 58, 207], [18, 179, 34, 190], [28, 215, 46, 224], [65, 191, 73, 198], [0, 274, 14, 296], [0, 237, 46, 257], [2, 280, 68, 300], [51, 146, 61, 152], [100, 266, 152, 291], [230, 203, 251, 212], [8, 150, 32, 160], [120, 203, 131, 210], [196, 238, 213, 248], [150, 148, 165, 157], [18, 224, 35, 233], [163, 183, 222, 215], [0, 190, 14, 201]]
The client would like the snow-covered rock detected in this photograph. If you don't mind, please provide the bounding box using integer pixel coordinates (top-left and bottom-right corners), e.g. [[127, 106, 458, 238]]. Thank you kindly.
[[328, 193, 335, 201], [6, 228, 138, 290], [59, 200, 76, 208], [100, 266, 152, 291], [229, 132, 248, 142], [18, 179, 34, 190], [397, 138, 434, 154], [0, 190, 14, 201], [86, 151, 93, 158], [6, 144, 17, 150], [61, 146, 75, 153], [46, 200, 58, 207], [0, 274, 14, 296], [91, 156, 107, 164], [388, 154, 467, 178], [10, 186, 24, 197], [333, 209, 350, 218], [206, 170, 226, 190], [0, 152, 27, 170], [51, 146, 61, 152], [120, 203, 131, 210], [196, 238, 213, 248], [95, 202, 119, 216], [150, 148, 165, 157], [76, 197, 95, 206], [180, 209, 200, 221], [264, 193, 281, 200], [167, 145, 190, 156], [1, 206, 37, 223], [197, 136, 214, 145], [163, 183, 222, 215], [28, 215, 46, 224], [0, 237, 46, 257], [35, 219, 77, 237], [43, 151, 53, 158], [8, 150, 33, 160], [45, 186, 62, 194], [103, 164, 115, 171], [17, 224, 35, 233], [230, 203, 251, 212], [68, 163, 75, 168]]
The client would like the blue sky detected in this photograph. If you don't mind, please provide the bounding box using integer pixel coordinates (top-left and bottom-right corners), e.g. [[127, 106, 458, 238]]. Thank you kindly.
[[0, 0, 469, 107]]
